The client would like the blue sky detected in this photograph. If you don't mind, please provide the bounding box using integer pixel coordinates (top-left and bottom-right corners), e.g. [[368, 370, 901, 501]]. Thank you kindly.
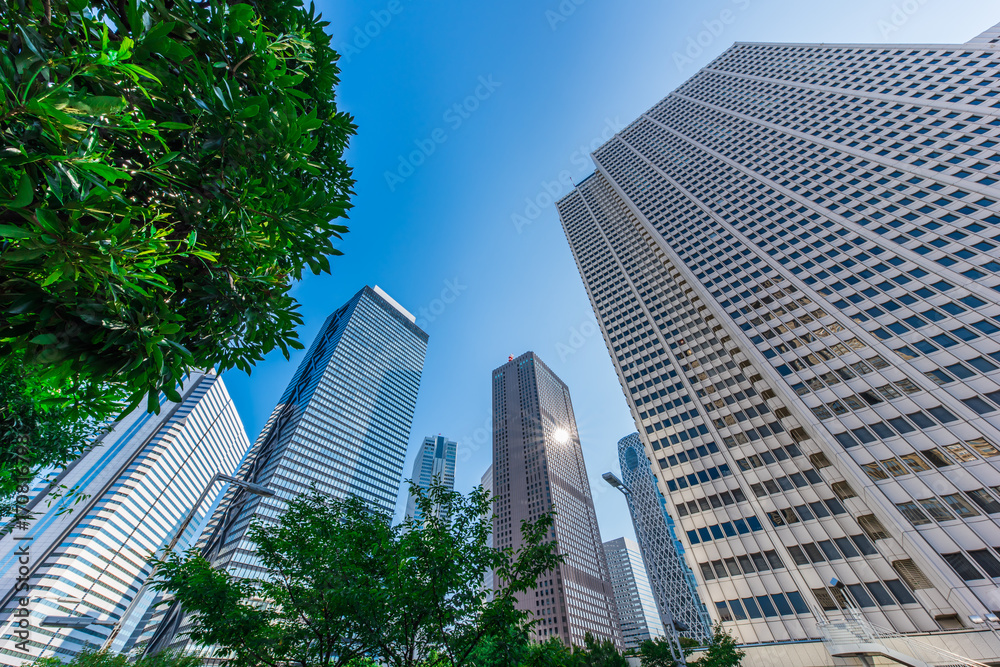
[[222, 0, 997, 538]]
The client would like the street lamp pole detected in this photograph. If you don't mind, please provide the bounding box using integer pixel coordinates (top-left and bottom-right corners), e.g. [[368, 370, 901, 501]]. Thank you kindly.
[[602, 471, 688, 667], [96, 473, 274, 652]]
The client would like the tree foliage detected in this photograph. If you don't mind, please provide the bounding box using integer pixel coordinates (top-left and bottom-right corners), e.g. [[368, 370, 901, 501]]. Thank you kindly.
[[29, 648, 200, 667], [0, 0, 355, 487], [151, 482, 564, 667], [692, 624, 744, 667]]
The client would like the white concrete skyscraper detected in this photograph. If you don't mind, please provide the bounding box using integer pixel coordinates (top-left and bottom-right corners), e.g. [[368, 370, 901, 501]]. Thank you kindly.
[[603, 536, 665, 650], [404, 435, 457, 522], [558, 23, 1000, 665], [0, 372, 249, 665]]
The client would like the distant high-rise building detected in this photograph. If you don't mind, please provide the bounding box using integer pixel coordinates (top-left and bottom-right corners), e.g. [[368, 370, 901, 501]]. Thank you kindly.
[[491, 352, 622, 647], [145, 286, 428, 652], [405, 435, 457, 522], [557, 25, 1000, 659], [613, 434, 711, 646], [0, 372, 249, 665], [482, 464, 495, 599], [603, 537, 664, 650]]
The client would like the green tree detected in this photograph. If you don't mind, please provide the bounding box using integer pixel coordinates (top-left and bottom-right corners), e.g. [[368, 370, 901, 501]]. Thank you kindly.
[[152, 493, 392, 667], [152, 483, 563, 667], [693, 624, 744, 667], [573, 632, 627, 667], [0, 0, 355, 497], [638, 635, 694, 667], [25, 648, 200, 667]]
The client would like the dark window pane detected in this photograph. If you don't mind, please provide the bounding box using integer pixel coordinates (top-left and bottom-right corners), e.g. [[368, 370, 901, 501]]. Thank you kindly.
[[943, 552, 984, 581], [737, 555, 755, 573], [819, 540, 842, 560], [772, 593, 794, 616], [765, 550, 784, 569], [885, 579, 917, 605], [716, 601, 733, 622], [824, 497, 847, 515], [787, 545, 809, 566], [870, 422, 895, 439], [865, 581, 896, 606], [752, 552, 770, 572], [810, 501, 831, 518], [787, 591, 810, 614], [834, 537, 860, 558], [804, 543, 826, 563], [969, 550, 1000, 578], [728, 599, 747, 620], [888, 417, 916, 434], [795, 504, 815, 521], [701, 563, 716, 580], [967, 489, 1000, 514], [756, 595, 779, 618], [907, 412, 935, 429], [847, 584, 876, 608], [851, 534, 879, 555]]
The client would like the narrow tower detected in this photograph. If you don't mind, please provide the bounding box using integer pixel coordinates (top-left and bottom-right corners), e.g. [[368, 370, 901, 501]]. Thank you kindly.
[[491, 352, 622, 647], [404, 435, 457, 522]]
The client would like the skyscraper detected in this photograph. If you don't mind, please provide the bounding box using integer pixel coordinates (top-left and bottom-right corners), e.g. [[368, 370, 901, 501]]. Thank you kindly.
[[482, 464, 495, 599], [612, 434, 711, 646], [145, 285, 428, 652], [557, 24, 1000, 658], [0, 372, 249, 665], [603, 537, 664, 650], [404, 435, 457, 522], [491, 352, 622, 647]]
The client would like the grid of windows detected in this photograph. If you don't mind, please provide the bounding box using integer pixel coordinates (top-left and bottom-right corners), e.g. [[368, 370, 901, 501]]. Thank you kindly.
[[492, 353, 622, 648], [0, 373, 249, 665], [557, 30, 1000, 646]]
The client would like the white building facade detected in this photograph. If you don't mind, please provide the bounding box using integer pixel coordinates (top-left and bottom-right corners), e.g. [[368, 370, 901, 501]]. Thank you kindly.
[[557, 23, 1000, 662], [0, 372, 249, 664], [404, 435, 457, 522], [603, 537, 665, 650]]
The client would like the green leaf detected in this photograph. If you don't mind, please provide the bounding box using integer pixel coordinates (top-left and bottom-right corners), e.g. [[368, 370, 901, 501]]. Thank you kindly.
[[75, 161, 133, 183], [158, 121, 193, 130], [0, 224, 30, 239], [30, 334, 59, 345], [237, 105, 260, 119], [11, 173, 33, 207]]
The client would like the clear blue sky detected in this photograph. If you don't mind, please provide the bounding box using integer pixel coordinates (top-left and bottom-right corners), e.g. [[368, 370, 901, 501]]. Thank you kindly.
[[222, 0, 997, 537]]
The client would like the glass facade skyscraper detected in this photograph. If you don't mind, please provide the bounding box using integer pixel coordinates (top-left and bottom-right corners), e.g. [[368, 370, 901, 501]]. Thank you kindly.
[[556, 25, 1000, 655], [145, 285, 428, 652], [603, 536, 664, 650], [491, 352, 622, 647], [0, 372, 249, 665], [614, 434, 711, 645], [404, 435, 457, 522]]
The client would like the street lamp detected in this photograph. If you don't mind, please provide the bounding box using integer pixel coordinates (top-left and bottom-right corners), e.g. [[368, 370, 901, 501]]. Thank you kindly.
[[100, 473, 274, 651], [602, 472, 628, 494]]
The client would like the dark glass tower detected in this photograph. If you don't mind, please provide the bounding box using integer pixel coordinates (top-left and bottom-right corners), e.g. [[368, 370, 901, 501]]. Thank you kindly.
[[145, 285, 428, 651], [491, 352, 622, 648]]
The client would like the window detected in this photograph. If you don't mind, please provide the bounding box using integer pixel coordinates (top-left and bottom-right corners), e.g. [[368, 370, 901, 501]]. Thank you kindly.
[[862, 462, 889, 480], [966, 489, 1000, 514], [846, 583, 876, 608], [813, 588, 837, 612], [943, 442, 977, 462], [786, 545, 809, 566], [858, 515, 889, 540], [969, 550, 1000, 578], [897, 501, 931, 525], [943, 552, 984, 581], [893, 559, 933, 589], [967, 438, 1000, 458], [885, 579, 917, 605], [922, 447, 952, 467], [832, 481, 857, 499], [865, 581, 896, 606], [716, 601, 733, 622], [918, 497, 955, 522], [942, 493, 980, 518], [899, 453, 930, 472], [882, 458, 909, 477]]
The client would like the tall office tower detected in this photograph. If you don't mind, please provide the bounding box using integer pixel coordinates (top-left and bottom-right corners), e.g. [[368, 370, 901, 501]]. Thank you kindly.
[[614, 434, 712, 644], [491, 352, 622, 647], [557, 26, 1000, 659], [145, 285, 428, 652], [0, 372, 248, 665], [404, 435, 457, 522], [482, 464, 495, 599], [603, 537, 665, 650]]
